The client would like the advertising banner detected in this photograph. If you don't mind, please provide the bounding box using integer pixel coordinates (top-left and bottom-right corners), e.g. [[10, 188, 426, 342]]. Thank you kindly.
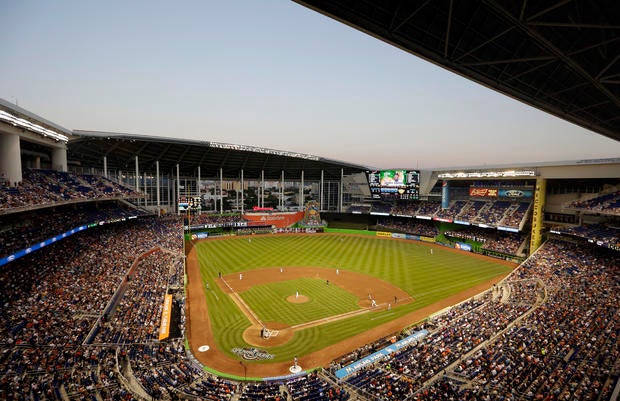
[[335, 330, 428, 379], [391, 233, 406, 239], [499, 189, 533, 198], [1, 216, 140, 267], [469, 188, 498, 197], [441, 181, 450, 209], [0, 225, 88, 267], [498, 226, 519, 233], [420, 236, 436, 243], [190, 232, 209, 240], [405, 234, 420, 241], [376, 231, 392, 238], [455, 242, 472, 251], [243, 212, 304, 228], [186, 222, 247, 231], [158, 294, 173, 341]]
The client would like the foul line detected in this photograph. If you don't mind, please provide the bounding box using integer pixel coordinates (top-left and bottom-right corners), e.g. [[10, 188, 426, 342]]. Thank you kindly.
[[290, 296, 414, 331], [220, 276, 414, 333], [221, 277, 265, 327]]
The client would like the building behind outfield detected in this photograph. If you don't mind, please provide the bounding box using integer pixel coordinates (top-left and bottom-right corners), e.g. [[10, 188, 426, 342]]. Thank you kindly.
[[2, 97, 618, 258]]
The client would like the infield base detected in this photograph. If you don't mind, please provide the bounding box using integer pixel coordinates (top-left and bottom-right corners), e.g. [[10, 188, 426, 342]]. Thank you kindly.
[[242, 323, 294, 347]]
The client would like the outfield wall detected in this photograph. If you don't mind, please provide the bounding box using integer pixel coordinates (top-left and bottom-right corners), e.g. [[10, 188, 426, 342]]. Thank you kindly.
[[324, 227, 375, 236], [243, 211, 304, 228]]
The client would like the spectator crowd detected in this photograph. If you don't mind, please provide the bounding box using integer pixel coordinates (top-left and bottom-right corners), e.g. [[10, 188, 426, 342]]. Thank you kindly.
[[445, 227, 526, 256], [1, 169, 139, 211], [0, 202, 152, 259], [552, 223, 619, 249], [376, 218, 440, 238], [328, 240, 618, 400], [186, 213, 248, 227], [0, 171, 617, 401], [354, 199, 531, 230], [567, 191, 620, 215], [0, 215, 350, 400]]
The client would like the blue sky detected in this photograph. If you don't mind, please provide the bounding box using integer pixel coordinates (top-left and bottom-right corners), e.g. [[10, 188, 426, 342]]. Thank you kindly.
[[1, 0, 619, 169]]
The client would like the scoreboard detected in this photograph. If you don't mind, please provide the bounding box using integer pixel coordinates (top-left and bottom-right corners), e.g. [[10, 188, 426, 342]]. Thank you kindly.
[[178, 196, 202, 211], [366, 170, 420, 200]]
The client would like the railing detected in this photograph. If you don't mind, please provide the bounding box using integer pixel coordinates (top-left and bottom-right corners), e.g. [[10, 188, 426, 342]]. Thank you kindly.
[[83, 248, 161, 345]]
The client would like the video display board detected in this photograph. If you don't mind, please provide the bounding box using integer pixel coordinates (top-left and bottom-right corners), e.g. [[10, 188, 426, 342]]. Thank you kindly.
[[178, 196, 202, 211], [366, 170, 420, 200]]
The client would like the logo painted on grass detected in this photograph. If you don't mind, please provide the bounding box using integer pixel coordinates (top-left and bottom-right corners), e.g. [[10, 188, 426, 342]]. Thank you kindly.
[[232, 347, 274, 360]]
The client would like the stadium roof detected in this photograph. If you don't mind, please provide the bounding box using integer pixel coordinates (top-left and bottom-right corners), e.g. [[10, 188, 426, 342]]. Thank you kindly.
[[294, 0, 620, 142], [0, 98, 73, 139], [69, 130, 370, 180]]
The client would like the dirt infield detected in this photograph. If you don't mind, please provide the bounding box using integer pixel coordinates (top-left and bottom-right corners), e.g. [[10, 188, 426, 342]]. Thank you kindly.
[[242, 322, 295, 348], [226, 266, 412, 349], [221, 266, 413, 309], [185, 235, 516, 378]]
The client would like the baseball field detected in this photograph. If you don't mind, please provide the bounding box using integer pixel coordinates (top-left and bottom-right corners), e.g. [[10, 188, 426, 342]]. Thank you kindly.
[[185, 233, 515, 379]]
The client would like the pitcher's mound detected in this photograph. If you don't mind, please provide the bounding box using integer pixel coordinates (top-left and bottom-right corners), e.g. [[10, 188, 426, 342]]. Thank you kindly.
[[287, 294, 309, 303]]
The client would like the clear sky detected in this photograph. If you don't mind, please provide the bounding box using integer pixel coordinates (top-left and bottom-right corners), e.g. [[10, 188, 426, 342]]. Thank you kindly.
[[1, 0, 619, 169]]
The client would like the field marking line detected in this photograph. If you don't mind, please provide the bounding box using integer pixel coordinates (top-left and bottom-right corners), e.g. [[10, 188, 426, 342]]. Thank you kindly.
[[289, 296, 414, 331], [218, 265, 416, 333], [221, 277, 265, 327]]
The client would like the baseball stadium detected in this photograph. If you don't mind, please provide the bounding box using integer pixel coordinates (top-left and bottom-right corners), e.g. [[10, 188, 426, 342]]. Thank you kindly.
[[1, 1, 619, 401]]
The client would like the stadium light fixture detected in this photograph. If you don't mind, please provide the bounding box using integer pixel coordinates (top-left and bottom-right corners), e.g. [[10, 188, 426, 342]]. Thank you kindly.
[[208, 141, 320, 161], [438, 170, 536, 179], [0, 110, 69, 143]]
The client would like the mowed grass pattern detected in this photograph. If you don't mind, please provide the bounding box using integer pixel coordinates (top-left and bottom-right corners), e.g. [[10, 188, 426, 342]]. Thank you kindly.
[[240, 278, 360, 326], [195, 234, 513, 363]]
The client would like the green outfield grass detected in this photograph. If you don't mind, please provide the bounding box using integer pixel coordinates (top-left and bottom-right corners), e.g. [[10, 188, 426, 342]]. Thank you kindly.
[[195, 234, 513, 364]]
